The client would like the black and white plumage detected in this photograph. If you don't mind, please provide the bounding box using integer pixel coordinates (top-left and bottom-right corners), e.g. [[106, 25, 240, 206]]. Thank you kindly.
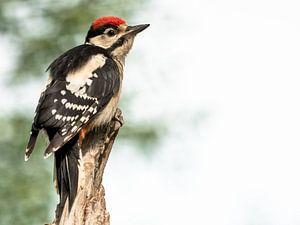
[[25, 16, 149, 212], [26, 45, 120, 159]]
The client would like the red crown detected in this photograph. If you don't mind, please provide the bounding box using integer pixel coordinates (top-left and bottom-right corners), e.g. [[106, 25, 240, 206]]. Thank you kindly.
[[92, 16, 126, 29]]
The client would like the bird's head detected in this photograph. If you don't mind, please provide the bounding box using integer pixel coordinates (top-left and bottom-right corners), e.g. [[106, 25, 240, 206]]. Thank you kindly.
[[85, 16, 149, 60]]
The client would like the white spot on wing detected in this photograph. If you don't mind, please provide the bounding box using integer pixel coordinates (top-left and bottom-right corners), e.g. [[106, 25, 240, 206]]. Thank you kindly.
[[61, 99, 67, 104], [44, 152, 52, 159], [52, 147, 59, 152], [72, 104, 78, 110], [24, 154, 29, 162], [51, 109, 57, 115], [64, 135, 72, 142], [71, 126, 78, 133], [55, 114, 62, 120], [93, 108, 97, 114], [86, 78, 93, 86], [61, 90, 66, 95]]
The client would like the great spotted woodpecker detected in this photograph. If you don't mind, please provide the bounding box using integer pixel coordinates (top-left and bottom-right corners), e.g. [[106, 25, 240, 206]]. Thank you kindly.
[[25, 16, 149, 210]]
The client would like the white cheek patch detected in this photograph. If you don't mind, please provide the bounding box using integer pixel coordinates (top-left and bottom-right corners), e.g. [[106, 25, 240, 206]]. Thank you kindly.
[[89, 35, 119, 48]]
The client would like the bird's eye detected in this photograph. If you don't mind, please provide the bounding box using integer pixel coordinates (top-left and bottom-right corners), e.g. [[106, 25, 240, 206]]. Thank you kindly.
[[107, 29, 116, 36]]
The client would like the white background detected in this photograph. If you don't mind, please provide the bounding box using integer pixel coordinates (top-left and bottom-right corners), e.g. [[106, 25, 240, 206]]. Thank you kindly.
[[106, 0, 300, 225]]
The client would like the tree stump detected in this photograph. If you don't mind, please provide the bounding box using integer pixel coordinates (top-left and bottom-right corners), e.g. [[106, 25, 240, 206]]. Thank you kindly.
[[48, 108, 123, 225]]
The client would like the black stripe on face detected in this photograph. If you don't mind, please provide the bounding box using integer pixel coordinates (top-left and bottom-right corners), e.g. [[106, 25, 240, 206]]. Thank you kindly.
[[107, 37, 125, 52], [85, 24, 118, 43]]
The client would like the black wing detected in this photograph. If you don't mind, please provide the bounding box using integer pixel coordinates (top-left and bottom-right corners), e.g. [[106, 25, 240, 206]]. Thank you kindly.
[[25, 51, 120, 159]]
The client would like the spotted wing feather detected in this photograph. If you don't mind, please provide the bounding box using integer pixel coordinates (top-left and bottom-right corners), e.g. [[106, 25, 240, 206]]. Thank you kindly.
[[25, 48, 120, 159], [43, 58, 120, 157]]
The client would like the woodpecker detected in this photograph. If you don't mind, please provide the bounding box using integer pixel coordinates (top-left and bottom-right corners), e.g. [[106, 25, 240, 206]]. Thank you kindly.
[[25, 16, 149, 211]]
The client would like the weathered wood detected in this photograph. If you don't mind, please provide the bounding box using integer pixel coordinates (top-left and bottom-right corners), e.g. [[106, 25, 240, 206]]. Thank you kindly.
[[47, 108, 123, 225]]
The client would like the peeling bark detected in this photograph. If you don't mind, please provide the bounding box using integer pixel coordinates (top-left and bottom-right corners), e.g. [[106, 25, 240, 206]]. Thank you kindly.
[[46, 108, 123, 225]]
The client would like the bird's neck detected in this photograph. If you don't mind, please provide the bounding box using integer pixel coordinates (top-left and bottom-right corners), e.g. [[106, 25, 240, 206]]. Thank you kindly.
[[112, 56, 125, 79]]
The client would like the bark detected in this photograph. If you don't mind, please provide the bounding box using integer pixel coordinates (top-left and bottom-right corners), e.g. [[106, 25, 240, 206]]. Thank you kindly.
[[46, 108, 123, 225]]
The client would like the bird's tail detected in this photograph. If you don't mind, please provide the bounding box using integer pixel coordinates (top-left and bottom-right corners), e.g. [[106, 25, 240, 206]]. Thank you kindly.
[[54, 135, 80, 215], [25, 127, 40, 161]]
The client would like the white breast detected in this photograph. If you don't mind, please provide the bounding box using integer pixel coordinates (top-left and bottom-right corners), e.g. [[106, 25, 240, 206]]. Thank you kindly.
[[86, 57, 124, 130], [86, 92, 121, 130]]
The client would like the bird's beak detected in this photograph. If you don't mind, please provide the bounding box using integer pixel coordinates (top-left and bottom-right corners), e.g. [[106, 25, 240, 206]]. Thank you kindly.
[[125, 24, 150, 35]]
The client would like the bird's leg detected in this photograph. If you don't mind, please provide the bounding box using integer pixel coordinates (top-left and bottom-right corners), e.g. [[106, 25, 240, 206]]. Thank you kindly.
[[113, 108, 124, 129], [103, 108, 124, 144]]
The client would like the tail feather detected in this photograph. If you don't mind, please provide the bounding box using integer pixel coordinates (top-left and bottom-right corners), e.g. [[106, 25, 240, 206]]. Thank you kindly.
[[44, 132, 65, 159], [44, 127, 78, 159], [25, 129, 39, 161], [54, 135, 80, 213]]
